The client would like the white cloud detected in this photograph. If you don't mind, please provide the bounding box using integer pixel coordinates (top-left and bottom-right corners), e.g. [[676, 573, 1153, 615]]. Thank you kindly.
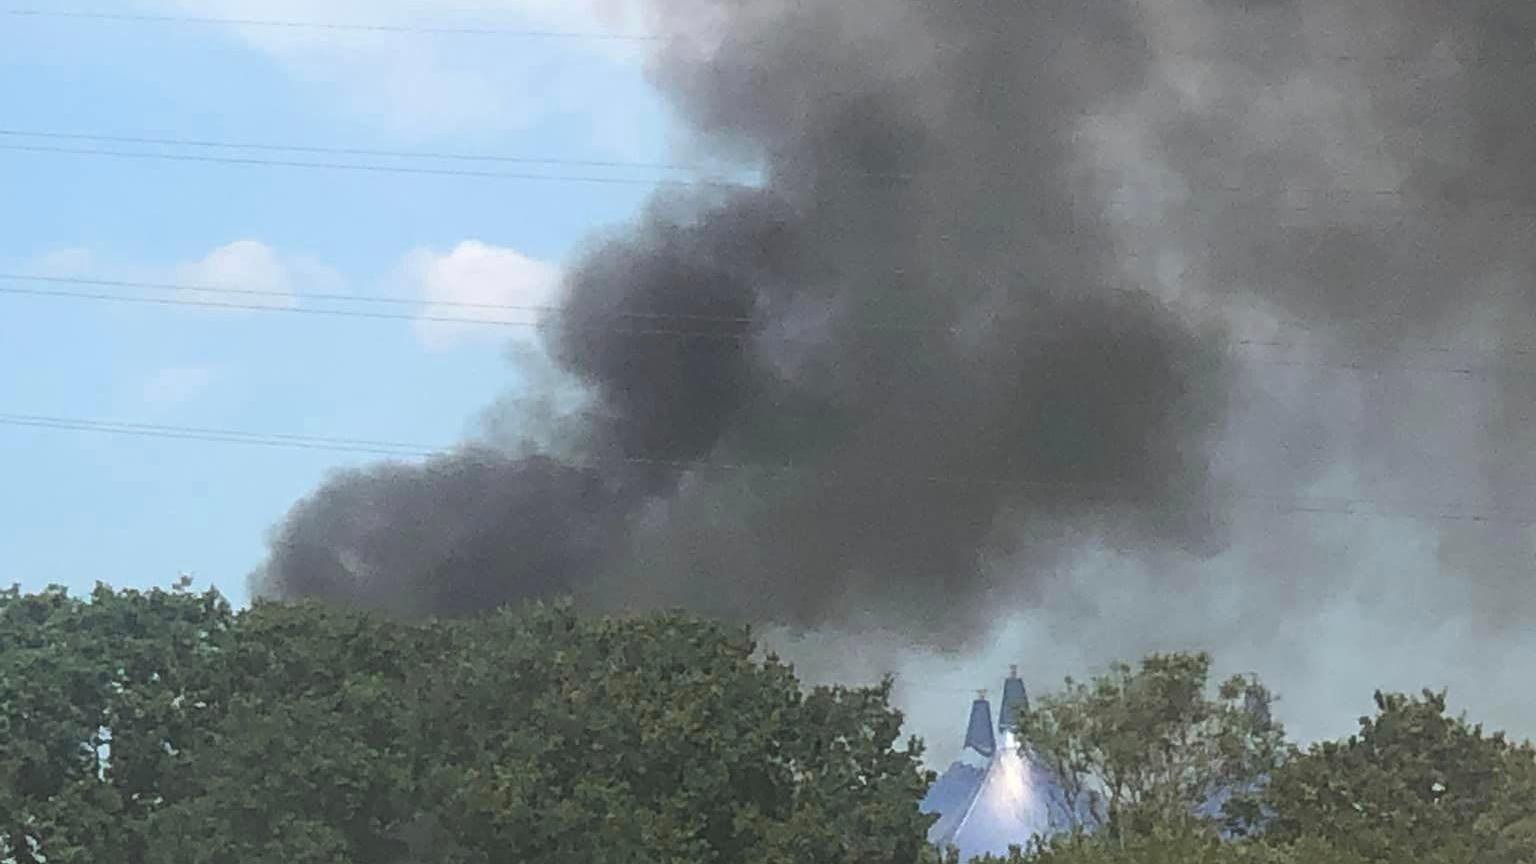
[[26, 246, 96, 277], [157, 0, 655, 138], [21, 237, 567, 350], [172, 240, 344, 312], [16, 240, 340, 316], [400, 240, 562, 350], [142, 366, 217, 407]]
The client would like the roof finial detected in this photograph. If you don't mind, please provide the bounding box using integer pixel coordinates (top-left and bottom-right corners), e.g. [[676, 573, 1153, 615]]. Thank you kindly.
[[1009, 664, 1018, 678], [976, 688, 989, 700]]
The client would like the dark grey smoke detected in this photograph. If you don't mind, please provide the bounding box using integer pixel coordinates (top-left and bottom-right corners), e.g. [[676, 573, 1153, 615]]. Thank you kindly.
[[261, 452, 626, 619], [255, 0, 1536, 672]]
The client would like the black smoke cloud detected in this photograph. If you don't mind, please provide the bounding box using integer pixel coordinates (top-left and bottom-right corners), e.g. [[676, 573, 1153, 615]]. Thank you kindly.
[[256, 0, 1536, 658], [258, 453, 622, 619]]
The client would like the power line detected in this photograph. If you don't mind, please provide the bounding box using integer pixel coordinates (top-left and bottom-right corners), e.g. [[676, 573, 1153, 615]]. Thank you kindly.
[[2, 273, 1533, 375], [0, 271, 1525, 345], [0, 282, 529, 326], [0, 128, 916, 183], [13, 137, 1536, 212], [0, 281, 759, 339], [0, 273, 753, 324], [0, 129, 1439, 203], [6, 411, 1536, 526], [0, 413, 440, 458], [0, 129, 707, 174], [6, 9, 1522, 66], [6, 129, 1517, 196], [0, 142, 746, 189], [2, 8, 657, 40]]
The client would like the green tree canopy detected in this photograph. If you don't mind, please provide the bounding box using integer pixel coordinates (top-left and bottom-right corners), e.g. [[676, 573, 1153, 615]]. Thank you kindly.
[[10, 583, 1533, 864], [1014, 652, 1286, 842], [0, 579, 232, 864], [946, 828, 1373, 864], [1, 583, 936, 864], [1263, 688, 1536, 863]]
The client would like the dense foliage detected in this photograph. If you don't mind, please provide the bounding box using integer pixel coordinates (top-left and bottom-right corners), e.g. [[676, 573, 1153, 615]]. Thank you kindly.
[[3, 582, 1533, 863], [989, 657, 1536, 864], [0, 582, 932, 864], [1263, 689, 1536, 863], [1016, 652, 1285, 839]]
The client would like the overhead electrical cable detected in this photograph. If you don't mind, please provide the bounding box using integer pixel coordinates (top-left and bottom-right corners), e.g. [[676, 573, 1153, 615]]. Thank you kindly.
[[11, 138, 1536, 208], [0, 129, 707, 173], [0, 142, 746, 189], [0, 413, 439, 458], [0, 273, 753, 323], [0, 282, 759, 339], [6, 130, 1529, 198], [5, 8, 1522, 66], [2, 8, 658, 40], [1, 273, 1532, 376], [5, 412, 1535, 526]]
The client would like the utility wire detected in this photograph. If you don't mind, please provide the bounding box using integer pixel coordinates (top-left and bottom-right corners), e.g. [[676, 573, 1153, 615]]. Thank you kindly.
[[0, 139, 1450, 200], [12, 136, 1536, 211], [0, 129, 1506, 194], [0, 128, 916, 182], [0, 273, 752, 323], [0, 283, 757, 339], [2, 273, 1533, 375], [2, 8, 657, 40], [0, 129, 707, 174], [0, 414, 440, 458], [0, 143, 747, 189], [6, 412, 1536, 526], [5, 9, 1522, 66]]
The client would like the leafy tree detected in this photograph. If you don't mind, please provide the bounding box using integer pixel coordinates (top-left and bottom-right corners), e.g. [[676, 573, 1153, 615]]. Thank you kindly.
[[1015, 652, 1286, 842], [28, 582, 1536, 864], [2, 585, 938, 864], [921, 820, 1382, 864], [1263, 688, 1536, 863], [955, 830, 1373, 864], [408, 602, 935, 863], [0, 579, 232, 864], [139, 599, 426, 863]]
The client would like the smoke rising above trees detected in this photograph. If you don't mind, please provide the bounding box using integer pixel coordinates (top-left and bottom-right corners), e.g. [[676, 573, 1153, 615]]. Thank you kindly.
[[254, 0, 1536, 688]]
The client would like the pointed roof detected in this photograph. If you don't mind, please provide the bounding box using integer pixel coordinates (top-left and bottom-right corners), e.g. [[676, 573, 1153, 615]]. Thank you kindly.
[[922, 693, 994, 844], [922, 760, 985, 848], [997, 665, 1029, 734], [964, 691, 996, 758], [939, 745, 1053, 860], [923, 668, 1056, 860]]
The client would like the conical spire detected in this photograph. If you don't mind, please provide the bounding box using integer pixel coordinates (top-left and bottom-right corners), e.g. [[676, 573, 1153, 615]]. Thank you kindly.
[[964, 690, 996, 757], [998, 665, 1029, 735], [923, 670, 1057, 859]]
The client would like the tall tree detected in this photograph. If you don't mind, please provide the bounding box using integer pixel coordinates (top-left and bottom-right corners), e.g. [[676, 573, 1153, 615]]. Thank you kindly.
[[1263, 689, 1536, 863], [1015, 652, 1286, 841]]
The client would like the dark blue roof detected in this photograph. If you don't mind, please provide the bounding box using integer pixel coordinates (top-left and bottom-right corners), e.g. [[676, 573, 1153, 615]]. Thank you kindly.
[[998, 667, 1029, 733], [964, 697, 996, 757]]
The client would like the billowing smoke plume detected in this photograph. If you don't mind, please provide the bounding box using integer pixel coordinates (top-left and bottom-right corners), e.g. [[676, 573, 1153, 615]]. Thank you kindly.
[[256, 0, 1536, 687]]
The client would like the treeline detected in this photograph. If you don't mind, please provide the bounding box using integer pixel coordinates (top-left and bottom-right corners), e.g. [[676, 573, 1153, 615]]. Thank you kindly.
[[1, 582, 1532, 863], [1, 582, 930, 863], [958, 654, 1536, 864]]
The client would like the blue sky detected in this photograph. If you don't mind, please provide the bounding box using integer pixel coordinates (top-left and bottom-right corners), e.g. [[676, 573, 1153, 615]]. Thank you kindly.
[[1, 2, 673, 607], [6, 4, 1536, 758]]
